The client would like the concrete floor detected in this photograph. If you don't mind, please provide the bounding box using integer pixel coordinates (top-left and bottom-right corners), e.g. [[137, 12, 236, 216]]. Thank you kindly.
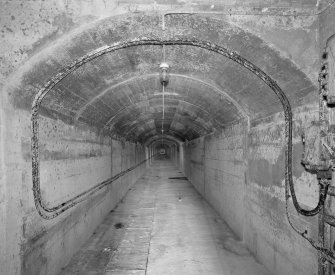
[[59, 159, 271, 275]]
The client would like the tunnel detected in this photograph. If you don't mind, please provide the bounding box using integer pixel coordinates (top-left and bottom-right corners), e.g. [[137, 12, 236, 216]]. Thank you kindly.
[[1, 1, 335, 275]]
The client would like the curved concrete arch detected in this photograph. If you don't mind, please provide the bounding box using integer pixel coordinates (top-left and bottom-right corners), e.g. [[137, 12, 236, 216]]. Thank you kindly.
[[31, 38, 292, 219], [140, 128, 197, 144], [150, 139, 177, 148], [136, 128, 193, 143], [102, 96, 225, 131], [75, 73, 248, 122], [145, 134, 182, 147], [106, 102, 218, 141]]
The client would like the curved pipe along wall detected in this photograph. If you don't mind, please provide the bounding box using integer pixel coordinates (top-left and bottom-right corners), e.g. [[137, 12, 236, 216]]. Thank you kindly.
[[1, 3, 332, 275], [29, 38, 334, 274]]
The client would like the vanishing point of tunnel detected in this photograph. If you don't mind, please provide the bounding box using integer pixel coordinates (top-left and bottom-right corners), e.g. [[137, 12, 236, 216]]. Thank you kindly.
[[1, 1, 335, 275]]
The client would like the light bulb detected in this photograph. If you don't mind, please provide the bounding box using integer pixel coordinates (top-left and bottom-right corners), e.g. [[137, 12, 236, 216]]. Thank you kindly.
[[159, 62, 170, 86]]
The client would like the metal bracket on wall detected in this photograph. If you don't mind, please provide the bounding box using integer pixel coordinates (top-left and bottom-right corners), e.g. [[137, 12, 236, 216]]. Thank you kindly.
[[300, 42, 335, 274], [319, 42, 335, 275]]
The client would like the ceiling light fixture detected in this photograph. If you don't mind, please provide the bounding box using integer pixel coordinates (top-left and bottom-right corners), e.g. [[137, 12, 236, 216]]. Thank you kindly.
[[159, 62, 170, 145], [159, 62, 170, 86]]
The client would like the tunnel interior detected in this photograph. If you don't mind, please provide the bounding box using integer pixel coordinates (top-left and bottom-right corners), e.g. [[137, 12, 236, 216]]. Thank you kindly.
[[1, 2, 335, 275]]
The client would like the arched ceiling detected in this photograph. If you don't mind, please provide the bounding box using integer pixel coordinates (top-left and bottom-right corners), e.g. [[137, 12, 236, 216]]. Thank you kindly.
[[10, 13, 317, 144], [145, 135, 181, 147], [150, 140, 176, 149]]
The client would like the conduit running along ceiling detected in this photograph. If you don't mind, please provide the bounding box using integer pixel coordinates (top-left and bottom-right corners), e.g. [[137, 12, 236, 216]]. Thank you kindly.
[[12, 14, 316, 144]]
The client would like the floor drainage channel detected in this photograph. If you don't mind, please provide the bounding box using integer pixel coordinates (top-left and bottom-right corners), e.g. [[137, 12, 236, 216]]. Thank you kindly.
[[168, 177, 188, 180]]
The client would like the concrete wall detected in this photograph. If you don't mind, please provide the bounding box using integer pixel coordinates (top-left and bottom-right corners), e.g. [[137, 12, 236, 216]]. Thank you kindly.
[[319, 0, 335, 48], [0, 0, 320, 86], [319, 3, 335, 274], [1, 98, 146, 275], [246, 106, 319, 275], [184, 122, 247, 240], [0, 1, 327, 274], [148, 143, 180, 166], [0, 75, 7, 275], [183, 104, 321, 275], [171, 145, 179, 167]]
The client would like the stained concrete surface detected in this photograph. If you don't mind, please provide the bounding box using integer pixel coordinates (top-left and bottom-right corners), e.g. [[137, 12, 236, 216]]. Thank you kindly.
[[59, 159, 271, 275], [0, 2, 326, 273]]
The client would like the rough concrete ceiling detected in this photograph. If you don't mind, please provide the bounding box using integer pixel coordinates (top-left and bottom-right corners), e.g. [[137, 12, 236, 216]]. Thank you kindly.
[[10, 13, 317, 143], [146, 135, 181, 147], [151, 140, 177, 152]]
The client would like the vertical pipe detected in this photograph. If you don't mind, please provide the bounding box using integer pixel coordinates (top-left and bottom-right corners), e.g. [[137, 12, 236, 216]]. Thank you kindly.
[[110, 138, 113, 177], [330, 180, 335, 275], [203, 137, 206, 197], [319, 204, 328, 275]]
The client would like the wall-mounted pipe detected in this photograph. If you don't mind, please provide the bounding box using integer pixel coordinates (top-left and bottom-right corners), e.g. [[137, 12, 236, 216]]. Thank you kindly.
[[160, 2, 335, 21], [30, 38, 322, 259], [30, 38, 253, 220]]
